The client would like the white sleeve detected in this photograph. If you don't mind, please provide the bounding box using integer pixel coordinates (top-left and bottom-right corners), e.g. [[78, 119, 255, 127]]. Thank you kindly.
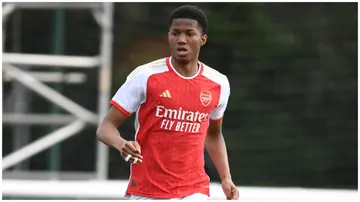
[[110, 69, 147, 116], [210, 78, 230, 121]]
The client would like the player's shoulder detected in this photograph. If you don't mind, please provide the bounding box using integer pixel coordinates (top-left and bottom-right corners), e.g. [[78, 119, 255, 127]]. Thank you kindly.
[[201, 62, 230, 88], [127, 57, 169, 80]]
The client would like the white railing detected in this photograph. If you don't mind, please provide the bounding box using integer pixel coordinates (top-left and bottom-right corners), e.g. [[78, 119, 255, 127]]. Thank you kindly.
[[2, 2, 114, 179], [2, 180, 358, 201], [2, 121, 86, 170], [2, 53, 100, 68]]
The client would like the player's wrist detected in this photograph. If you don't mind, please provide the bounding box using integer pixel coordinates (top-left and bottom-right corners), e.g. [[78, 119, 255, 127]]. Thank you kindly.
[[112, 136, 127, 151], [221, 175, 232, 183]]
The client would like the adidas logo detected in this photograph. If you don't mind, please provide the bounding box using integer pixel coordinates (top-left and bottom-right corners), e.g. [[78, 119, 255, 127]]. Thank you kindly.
[[160, 90, 171, 98]]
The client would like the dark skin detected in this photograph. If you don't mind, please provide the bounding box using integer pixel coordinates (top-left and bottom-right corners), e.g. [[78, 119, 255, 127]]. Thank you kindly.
[[96, 18, 239, 200], [168, 18, 207, 77]]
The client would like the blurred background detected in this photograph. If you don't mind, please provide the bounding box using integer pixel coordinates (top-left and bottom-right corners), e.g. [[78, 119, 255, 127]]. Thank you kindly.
[[2, 2, 358, 200]]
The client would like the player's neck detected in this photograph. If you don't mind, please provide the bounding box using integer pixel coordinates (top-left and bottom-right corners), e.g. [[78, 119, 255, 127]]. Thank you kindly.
[[171, 57, 199, 78]]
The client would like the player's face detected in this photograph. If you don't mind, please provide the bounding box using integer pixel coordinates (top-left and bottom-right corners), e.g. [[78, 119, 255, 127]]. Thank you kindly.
[[168, 18, 207, 63]]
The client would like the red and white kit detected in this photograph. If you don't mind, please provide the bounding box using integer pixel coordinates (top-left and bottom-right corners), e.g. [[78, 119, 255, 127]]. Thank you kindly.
[[110, 57, 230, 199]]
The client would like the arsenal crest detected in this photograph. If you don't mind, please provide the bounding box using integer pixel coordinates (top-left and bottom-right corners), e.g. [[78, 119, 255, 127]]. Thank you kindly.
[[200, 90, 212, 107]]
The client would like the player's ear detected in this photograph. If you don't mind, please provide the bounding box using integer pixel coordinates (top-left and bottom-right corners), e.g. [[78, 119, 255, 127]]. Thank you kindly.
[[200, 34, 207, 46]]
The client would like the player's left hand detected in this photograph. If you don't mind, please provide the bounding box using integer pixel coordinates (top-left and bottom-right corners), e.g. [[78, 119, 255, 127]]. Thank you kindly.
[[222, 178, 239, 200]]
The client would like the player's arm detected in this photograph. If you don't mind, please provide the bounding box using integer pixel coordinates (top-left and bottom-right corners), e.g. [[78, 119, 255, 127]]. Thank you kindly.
[[97, 106, 127, 150], [205, 78, 239, 200], [96, 106, 143, 163], [206, 119, 239, 200], [96, 68, 146, 163], [205, 119, 231, 182]]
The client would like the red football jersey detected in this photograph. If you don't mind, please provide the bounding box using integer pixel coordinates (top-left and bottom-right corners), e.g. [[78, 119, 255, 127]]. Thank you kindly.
[[110, 57, 230, 199]]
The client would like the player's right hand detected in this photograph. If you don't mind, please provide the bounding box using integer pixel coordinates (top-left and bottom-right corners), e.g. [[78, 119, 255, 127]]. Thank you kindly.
[[119, 140, 143, 164]]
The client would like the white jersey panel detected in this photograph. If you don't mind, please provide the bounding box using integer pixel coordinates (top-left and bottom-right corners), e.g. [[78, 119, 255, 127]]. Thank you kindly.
[[111, 58, 169, 115], [202, 65, 230, 121]]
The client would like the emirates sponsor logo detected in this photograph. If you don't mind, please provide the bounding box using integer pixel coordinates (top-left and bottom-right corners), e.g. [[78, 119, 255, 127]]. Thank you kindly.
[[156, 105, 208, 122], [200, 90, 212, 107], [155, 105, 209, 133]]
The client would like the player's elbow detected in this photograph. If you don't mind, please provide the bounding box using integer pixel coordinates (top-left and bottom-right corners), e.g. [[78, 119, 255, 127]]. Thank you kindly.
[[96, 119, 119, 140], [96, 122, 107, 142]]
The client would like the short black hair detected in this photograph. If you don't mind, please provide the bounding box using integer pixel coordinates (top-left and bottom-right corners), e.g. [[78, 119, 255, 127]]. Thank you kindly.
[[168, 5, 208, 34]]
